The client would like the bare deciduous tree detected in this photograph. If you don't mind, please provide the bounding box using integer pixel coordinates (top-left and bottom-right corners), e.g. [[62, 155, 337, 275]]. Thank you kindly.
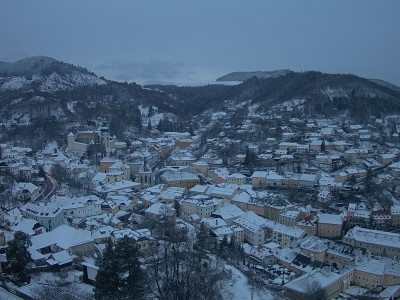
[[306, 280, 325, 300], [146, 227, 227, 300]]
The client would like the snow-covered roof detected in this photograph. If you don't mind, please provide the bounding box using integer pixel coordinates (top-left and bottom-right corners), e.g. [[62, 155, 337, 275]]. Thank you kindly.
[[202, 217, 227, 228], [299, 173, 317, 182], [228, 173, 246, 179], [50, 250, 73, 265], [344, 226, 400, 249], [213, 204, 244, 220], [91, 226, 114, 240], [284, 269, 343, 293], [279, 210, 301, 219], [161, 170, 199, 181], [391, 206, 400, 215], [145, 202, 175, 216], [389, 162, 400, 169], [300, 236, 328, 252], [318, 213, 343, 225], [11, 218, 42, 236], [356, 256, 400, 277], [30, 225, 93, 254], [111, 228, 152, 241], [266, 172, 283, 180], [209, 186, 237, 197], [21, 202, 62, 218], [234, 211, 273, 233], [250, 171, 268, 178], [273, 224, 305, 238], [232, 192, 251, 204], [16, 182, 39, 193], [190, 184, 210, 194]]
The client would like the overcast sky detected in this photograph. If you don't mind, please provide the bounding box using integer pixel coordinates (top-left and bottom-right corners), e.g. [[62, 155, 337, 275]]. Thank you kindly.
[[1, 1, 400, 85]]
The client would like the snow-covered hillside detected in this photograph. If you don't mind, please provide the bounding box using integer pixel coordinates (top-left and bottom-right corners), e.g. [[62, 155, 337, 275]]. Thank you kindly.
[[40, 72, 106, 92], [0, 72, 105, 92], [138, 104, 177, 127], [0, 76, 30, 90], [0, 56, 106, 92]]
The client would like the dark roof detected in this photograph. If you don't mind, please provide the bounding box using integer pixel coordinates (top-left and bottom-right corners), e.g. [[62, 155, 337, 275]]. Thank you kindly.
[[292, 253, 330, 270]]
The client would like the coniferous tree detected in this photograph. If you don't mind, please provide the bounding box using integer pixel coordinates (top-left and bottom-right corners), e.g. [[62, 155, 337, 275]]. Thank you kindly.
[[95, 237, 145, 300], [114, 236, 145, 298], [148, 105, 154, 117], [364, 168, 372, 194], [38, 166, 46, 178], [188, 125, 194, 136], [6, 231, 32, 283], [196, 222, 210, 251], [94, 241, 119, 299], [244, 148, 258, 173], [174, 199, 181, 218], [349, 174, 357, 185], [320, 140, 326, 153], [218, 235, 229, 258]]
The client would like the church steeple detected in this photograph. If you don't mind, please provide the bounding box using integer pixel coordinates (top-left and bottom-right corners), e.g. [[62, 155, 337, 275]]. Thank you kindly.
[[140, 157, 151, 173], [139, 157, 154, 188]]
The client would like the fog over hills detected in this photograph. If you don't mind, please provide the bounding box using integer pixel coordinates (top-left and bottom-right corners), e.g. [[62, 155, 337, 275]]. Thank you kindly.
[[216, 70, 292, 82]]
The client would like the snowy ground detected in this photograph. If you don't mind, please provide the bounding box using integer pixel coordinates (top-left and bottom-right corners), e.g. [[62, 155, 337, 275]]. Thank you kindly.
[[0, 287, 22, 299], [18, 271, 95, 299], [220, 265, 281, 300]]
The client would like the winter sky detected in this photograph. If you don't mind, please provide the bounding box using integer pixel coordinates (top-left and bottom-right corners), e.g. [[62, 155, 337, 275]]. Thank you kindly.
[[1, 0, 400, 85]]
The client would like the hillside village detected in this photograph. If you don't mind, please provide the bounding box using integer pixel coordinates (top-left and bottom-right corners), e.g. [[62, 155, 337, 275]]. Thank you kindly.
[[2, 94, 400, 299]]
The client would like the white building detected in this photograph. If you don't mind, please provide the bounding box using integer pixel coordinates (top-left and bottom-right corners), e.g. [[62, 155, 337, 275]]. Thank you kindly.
[[20, 203, 65, 231], [29, 225, 94, 263], [52, 195, 103, 219], [272, 224, 306, 248], [234, 211, 270, 246], [299, 174, 318, 187], [181, 196, 222, 219], [227, 173, 247, 185]]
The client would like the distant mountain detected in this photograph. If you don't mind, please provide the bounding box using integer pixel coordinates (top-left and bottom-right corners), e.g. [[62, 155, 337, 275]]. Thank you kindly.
[[0, 56, 58, 76], [0, 56, 106, 92], [216, 70, 292, 82]]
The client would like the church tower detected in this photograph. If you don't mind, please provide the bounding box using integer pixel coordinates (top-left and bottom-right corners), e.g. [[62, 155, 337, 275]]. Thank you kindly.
[[67, 132, 76, 152], [138, 157, 154, 188], [99, 122, 112, 156]]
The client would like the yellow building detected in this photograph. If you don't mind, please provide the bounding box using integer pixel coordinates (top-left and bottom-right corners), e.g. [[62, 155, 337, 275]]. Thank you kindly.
[[343, 226, 400, 259], [353, 257, 400, 290], [317, 214, 343, 238], [160, 170, 200, 189], [264, 204, 287, 222]]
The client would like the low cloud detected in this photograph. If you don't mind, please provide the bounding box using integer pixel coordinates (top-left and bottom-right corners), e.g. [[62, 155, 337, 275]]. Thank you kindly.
[[95, 60, 197, 85]]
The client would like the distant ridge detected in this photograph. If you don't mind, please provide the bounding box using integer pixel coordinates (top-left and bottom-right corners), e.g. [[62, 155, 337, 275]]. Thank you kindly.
[[216, 70, 292, 82], [368, 78, 400, 93], [0, 56, 94, 77]]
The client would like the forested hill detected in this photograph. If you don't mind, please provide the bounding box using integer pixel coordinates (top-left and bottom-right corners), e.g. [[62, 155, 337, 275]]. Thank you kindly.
[[1, 56, 400, 149], [149, 71, 400, 120], [0, 57, 184, 149]]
